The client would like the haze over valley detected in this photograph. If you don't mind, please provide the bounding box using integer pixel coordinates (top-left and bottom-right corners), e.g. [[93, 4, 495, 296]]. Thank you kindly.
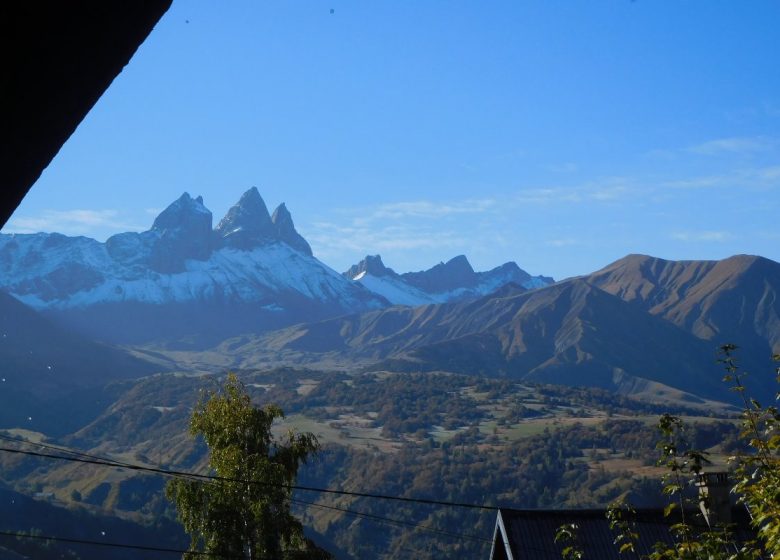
[[4, 1, 780, 557], [2, 187, 780, 557]]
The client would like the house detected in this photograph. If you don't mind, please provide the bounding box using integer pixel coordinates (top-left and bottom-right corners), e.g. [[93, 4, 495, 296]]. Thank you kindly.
[[489, 473, 756, 559]]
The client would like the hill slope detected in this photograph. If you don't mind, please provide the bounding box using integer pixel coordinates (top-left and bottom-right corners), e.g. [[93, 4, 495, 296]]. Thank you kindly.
[[0, 290, 161, 433], [192, 279, 736, 401]]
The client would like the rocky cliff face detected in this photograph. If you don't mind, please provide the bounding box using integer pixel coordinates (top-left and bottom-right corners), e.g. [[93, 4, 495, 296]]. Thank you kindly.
[[271, 203, 312, 256], [215, 187, 276, 250]]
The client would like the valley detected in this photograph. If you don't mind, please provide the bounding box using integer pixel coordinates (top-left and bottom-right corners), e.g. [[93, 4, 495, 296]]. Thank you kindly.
[[0, 365, 750, 559], [1, 190, 779, 558]]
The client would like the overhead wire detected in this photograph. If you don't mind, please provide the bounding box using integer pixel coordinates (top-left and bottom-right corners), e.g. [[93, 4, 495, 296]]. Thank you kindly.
[[0, 432, 129, 467], [0, 436, 718, 560], [0, 438, 498, 552], [0, 437, 636, 559], [0, 443, 498, 511], [289, 496, 493, 544], [0, 529, 238, 558]]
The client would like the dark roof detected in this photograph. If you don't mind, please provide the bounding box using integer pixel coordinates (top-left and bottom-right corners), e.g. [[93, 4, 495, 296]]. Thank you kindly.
[[490, 507, 755, 560], [1, 1, 172, 228]]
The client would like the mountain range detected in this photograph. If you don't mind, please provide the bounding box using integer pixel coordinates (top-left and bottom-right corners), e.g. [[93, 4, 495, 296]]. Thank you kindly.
[[172, 254, 780, 403], [1, 187, 779, 404], [343, 254, 552, 306], [3, 189, 780, 560], [0, 188, 550, 344]]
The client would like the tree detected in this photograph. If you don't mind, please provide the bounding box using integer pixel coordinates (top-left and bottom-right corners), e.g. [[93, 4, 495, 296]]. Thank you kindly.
[[557, 345, 780, 559], [166, 373, 330, 559]]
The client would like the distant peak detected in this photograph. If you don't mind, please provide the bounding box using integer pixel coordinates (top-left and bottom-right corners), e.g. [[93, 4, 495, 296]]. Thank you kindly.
[[152, 192, 211, 232], [401, 254, 479, 292], [494, 261, 521, 272], [231, 187, 270, 218], [271, 202, 291, 224], [344, 255, 396, 279], [271, 202, 313, 256], [147, 192, 213, 272], [215, 187, 273, 248], [240, 186, 262, 203], [444, 255, 475, 274]]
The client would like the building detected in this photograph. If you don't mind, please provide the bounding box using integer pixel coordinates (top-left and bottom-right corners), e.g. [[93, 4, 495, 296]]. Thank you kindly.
[[489, 473, 756, 559]]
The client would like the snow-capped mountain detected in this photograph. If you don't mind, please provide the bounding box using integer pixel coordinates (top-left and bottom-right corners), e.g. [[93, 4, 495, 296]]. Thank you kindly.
[[0, 188, 386, 343], [343, 254, 553, 305]]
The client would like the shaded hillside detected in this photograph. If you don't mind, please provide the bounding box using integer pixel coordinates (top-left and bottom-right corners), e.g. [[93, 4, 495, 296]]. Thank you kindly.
[[128, 253, 780, 402], [376, 280, 732, 401], [0, 290, 162, 434], [203, 280, 736, 401], [0, 485, 185, 559], [587, 254, 780, 370]]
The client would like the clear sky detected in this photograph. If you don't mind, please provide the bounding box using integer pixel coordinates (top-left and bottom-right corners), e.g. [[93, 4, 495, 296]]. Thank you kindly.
[[5, 1, 780, 280]]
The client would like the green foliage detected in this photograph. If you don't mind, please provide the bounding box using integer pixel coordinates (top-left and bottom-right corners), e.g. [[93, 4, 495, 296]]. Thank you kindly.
[[555, 523, 584, 560], [574, 345, 780, 560], [165, 373, 330, 559], [723, 345, 780, 558], [607, 499, 638, 555]]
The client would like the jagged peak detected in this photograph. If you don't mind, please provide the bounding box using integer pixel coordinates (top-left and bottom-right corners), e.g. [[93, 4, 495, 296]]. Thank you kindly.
[[490, 261, 522, 274], [152, 192, 211, 232], [271, 202, 291, 225], [270, 202, 313, 257], [344, 255, 396, 279], [218, 187, 272, 227], [442, 255, 475, 274], [214, 187, 275, 248]]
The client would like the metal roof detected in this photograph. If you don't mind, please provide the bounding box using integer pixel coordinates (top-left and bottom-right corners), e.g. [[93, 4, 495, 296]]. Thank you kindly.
[[490, 507, 754, 560]]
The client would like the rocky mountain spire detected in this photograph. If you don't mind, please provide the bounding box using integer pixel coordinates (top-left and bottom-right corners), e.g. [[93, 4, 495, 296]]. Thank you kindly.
[[343, 255, 396, 279], [151, 192, 211, 233], [148, 192, 213, 273], [271, 203, 312, 256], [215, 187, 275, 249]]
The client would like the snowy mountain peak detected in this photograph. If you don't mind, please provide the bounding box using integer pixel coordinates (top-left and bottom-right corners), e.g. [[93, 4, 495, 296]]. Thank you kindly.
[[147, 192, 213, 273], [151, 192, 212, 233], [271, 203, 312, 257], [343, 255, 396, 280], [215, 187, 275, 249], [0, 187, 388, 342], [347, 254, 554, 306]]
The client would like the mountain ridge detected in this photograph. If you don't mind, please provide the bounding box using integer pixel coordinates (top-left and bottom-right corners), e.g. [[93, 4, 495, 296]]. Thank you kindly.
[[0, 188, 387, 343], [343, 254, 553, 306], [0, 190, 556, 343], [173, 253, 780, 403]]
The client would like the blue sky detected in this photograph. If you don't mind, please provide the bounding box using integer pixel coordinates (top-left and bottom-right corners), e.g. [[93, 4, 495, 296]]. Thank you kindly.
[[6, 1, 780, 280]]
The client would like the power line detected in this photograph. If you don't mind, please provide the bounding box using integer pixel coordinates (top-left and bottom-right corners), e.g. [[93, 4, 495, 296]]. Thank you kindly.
[[0, 529, 237, 558], [0, 439, 630, 559], [0, 444, 498, 511], [0, 433, 128, 467], [0, 443, 495, 555], [0, 437, 498, 551], [290, 496, 493, 544]]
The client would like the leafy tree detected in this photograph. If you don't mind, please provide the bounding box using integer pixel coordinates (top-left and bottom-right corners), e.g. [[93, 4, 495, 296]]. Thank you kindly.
[[166, 373, 330, 559], [560, 345, 780, 559]]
